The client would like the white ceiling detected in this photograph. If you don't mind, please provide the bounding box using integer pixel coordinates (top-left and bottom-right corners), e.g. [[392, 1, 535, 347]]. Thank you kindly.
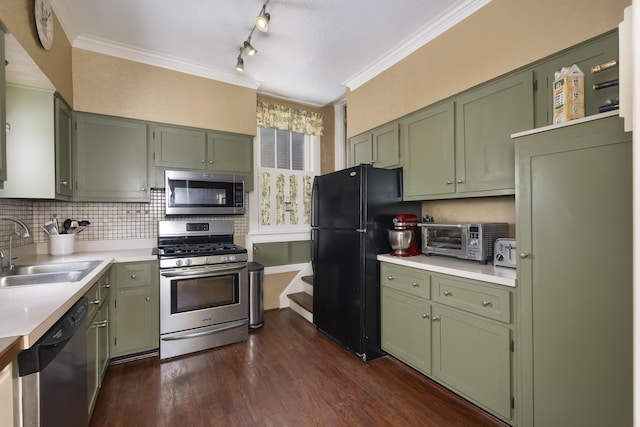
[[46, 0, 491, 107]]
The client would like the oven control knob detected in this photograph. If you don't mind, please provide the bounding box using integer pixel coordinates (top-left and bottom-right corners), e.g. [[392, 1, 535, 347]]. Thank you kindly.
[[185, 259, 192, 266], [221, 256, 228, 262], [229, 255, 236, 261], [176, 259, 183, 267], [204, 257, 211, 264]]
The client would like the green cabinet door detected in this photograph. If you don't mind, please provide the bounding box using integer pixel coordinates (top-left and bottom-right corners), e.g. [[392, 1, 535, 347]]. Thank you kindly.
[[400, 101, 455, 200], [381, 286, 431, 375], [86, 308, 99, 416], [74, 113, 150, 202], [97, 299, 109, 379], [348, 132, 373, 167], [110, 261, 159, 358], [208, 132, 253, 191], [253, 242, 289, 267], [154, 125, 207, 169], [515, 116, 632, 427], [0, 29, 6, 186], [455, 70, 533, 196], [54, 94, 73, 199], [288, 240, 311, 264], [371, 123, 401, 168], [432, 305, 511, 419], [535, 30, 618, 127]]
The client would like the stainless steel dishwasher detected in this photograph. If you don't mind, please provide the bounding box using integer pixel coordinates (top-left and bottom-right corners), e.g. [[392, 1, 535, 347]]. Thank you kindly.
[[18, 297, 89, 427]]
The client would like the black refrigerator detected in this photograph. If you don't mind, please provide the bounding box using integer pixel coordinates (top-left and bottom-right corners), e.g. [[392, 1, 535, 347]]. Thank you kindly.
[[311, 164, 421, 361]]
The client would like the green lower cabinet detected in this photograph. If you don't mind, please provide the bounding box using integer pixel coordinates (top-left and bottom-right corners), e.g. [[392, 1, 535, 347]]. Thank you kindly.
[[381, 287, 431, 375], [252, 241, 310, 267], [109, 261, 159, 359], [86, 309, 99, 415], [85, 269, 110, 418], [432, 305, 511, 419]]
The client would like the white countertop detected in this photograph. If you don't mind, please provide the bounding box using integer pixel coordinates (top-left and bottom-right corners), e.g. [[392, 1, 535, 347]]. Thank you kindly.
[[0, 246, 156, 350], [377, 254, 517, 287]]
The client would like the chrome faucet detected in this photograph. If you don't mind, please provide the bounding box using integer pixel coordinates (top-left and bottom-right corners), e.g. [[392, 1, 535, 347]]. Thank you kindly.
[[0, 216, 31, 271]]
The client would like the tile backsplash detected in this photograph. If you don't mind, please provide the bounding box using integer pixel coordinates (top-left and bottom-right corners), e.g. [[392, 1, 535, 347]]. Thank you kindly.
[[0, 189, 249, 249]]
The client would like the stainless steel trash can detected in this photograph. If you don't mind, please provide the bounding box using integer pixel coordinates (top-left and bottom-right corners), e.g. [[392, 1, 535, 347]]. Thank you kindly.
[[248, 261, 264, 329]]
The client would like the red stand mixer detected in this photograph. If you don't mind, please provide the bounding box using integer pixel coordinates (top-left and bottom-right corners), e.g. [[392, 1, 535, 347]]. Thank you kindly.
[[388, 214, 421, 257]]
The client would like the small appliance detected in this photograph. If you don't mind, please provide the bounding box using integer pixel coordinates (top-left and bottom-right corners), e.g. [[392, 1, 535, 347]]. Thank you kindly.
[[418, 222, 508, 264], [494, 238, 517, 268], [388, 214, 421, 257], [165, 170, 245, 216]]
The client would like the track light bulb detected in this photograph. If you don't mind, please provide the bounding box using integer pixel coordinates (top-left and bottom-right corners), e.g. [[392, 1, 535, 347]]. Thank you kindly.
[[256, 5, 270, 32], [244, 40, 257, 56], [235, 55, 244, 72]]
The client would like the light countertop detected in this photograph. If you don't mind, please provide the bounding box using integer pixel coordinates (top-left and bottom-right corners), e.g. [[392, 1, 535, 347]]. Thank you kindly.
[[377, 254, 517, 287], [0, 244, 156, 371]]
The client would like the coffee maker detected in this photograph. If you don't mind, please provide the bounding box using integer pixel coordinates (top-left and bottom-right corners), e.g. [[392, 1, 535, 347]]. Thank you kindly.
[[388, 214, 421, 257]]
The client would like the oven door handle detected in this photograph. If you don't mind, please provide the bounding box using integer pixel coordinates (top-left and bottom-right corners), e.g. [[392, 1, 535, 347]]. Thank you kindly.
[[160, 319, 248, 341], [160, 265, 247, 278]]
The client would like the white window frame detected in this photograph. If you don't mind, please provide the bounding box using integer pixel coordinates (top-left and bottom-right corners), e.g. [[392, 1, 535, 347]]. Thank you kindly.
[[248, 127, 320, 243]]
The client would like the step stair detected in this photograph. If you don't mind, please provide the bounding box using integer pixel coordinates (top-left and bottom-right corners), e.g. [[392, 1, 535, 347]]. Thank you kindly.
[[287, 292, 313, 314], [301, 275, 314, 286]]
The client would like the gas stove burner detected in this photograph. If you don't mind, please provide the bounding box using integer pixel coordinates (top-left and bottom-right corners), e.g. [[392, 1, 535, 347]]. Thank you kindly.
[[159, 243, 247, 257]]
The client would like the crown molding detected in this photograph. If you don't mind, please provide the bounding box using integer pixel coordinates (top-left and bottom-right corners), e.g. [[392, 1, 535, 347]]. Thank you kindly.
[[343, 0, 492, 91], [73, 35, 260, 90]]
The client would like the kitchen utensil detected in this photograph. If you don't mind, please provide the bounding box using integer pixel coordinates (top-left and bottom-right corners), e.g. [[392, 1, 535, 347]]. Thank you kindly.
[[388, 214, 421, 257], [67, 226, 86, 234], [78, 220, 91, 226], [43, 221, 59, 235], [40, 225, 50, 235], [63, 218, 72, 232]]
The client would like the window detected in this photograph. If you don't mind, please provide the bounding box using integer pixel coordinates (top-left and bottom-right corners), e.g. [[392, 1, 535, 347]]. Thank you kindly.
[[251, 127, 320, 233]]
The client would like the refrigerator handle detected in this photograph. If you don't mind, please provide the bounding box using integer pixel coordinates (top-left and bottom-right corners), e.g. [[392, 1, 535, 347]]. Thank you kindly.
[[311, 176, 319, 227], [310, 229, 318, 273]]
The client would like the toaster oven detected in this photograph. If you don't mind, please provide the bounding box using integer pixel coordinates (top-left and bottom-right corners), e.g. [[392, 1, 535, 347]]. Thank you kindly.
[[418, 223, 508, 264]]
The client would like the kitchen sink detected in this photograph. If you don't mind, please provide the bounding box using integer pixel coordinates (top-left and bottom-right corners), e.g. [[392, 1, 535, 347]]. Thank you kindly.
[[0, 260, 102, 287]]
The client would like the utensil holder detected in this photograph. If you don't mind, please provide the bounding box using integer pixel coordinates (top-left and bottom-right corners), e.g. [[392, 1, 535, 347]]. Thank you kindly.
[[49, 234, 75, 256]]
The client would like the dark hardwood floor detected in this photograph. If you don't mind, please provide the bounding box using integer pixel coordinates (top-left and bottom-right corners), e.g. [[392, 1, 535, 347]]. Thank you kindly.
[[90, 309, 509, 427]]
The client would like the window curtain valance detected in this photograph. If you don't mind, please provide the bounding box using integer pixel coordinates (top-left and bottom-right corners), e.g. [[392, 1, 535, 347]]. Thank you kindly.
[[256, 101, 324, 136]]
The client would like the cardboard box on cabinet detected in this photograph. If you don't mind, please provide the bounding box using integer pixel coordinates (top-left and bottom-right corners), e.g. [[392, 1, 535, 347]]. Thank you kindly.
[[553, 64, 585, 124]]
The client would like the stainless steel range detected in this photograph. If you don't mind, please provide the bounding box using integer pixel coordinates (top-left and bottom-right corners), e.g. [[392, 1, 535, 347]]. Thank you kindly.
[[158, 220, 248, 360]]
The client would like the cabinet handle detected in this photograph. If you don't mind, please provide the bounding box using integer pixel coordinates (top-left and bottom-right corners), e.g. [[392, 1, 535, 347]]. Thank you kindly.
[[443, 290, 452, 296], [411, 282, 418, 287], [519, 252, 530, 259], [91, 299, 100, 305], [446, 179, 454, 185], [131, 274, 136, 279], [482, 300, 492, 307], [97, 320, 108, 328], [421, 313, 430, 319], [102, 284, 110, 288], [457, 178, 465, 184], [60, 181, 68, 186], [432, 315, 440, 321], [387, 275, 394, 281], [146, 296, 151, 302], [201, 160, 205, 163]]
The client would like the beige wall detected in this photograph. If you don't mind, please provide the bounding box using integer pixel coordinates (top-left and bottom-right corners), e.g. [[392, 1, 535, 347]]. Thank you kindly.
[[347, 0, 631, 137], [423, 196, 516, 236], [264, 271, 299, 311], [73, 49, 257, 135], [0, 0, 73, 103]]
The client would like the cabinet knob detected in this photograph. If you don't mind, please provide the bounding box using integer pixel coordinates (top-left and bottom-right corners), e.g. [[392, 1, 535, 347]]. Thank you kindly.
[[422, 313, 429, 319], [387, 275, 394, 281], [443, 290, 452, 297], [60, 181, 68, 186], [411, 282, 418, 287], [457, 178, 465, 184], [146, 296, 151, 302], [482, 300, 492, 307], [201, 160, 206, 163], [131, 274, 136, 279], [209, 160, 213, 164], [141, 187, 146, 191], [102, 284, 110, 288], [91, 299, 100, 305], [432, 315, 440, 321], [446, 180, 454, 185], [519, 252, 530, 259]]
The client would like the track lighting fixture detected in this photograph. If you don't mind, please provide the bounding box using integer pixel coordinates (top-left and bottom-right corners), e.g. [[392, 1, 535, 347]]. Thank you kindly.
[[256, 4, 270, 32], [244, 39, 257, 56], [234, 1, 271, 72]]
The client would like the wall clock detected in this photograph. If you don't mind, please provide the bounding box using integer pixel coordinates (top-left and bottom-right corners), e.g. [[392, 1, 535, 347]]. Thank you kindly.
[[34, 0, 54, 51]]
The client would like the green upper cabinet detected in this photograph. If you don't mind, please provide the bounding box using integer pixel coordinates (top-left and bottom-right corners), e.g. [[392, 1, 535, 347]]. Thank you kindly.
[[454, 70, 534, 197], [74, 112, 150, 202], [534, 30, 618, 128], [400, 101, 455, 200], [54, 94, 73, 200], [152, 124, 253, 191], [154, 125, 207, 170], [348, 123, 401, 168], [0, 29, 6, 187]]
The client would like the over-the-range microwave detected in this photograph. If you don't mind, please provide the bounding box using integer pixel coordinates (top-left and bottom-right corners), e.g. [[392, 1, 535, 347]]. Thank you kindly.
[[165, 170, 245, 215]]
